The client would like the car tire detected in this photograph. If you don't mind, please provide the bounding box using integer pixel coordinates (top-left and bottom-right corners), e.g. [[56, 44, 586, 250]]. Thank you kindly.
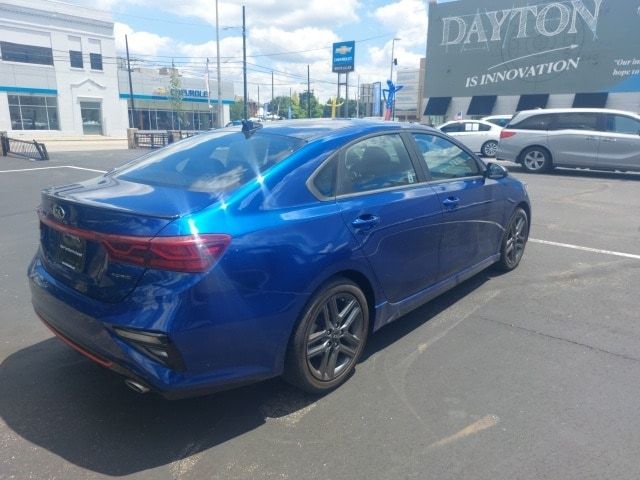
[[495, 207, 529, 271], [481, 140, 499, 158], [521, 146, 552, 173], [283, 278, 369, 394]]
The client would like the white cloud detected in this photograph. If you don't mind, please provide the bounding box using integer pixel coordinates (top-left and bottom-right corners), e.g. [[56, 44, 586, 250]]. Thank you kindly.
[[114, 22, 173, 57], [373, 0, 428, 48]]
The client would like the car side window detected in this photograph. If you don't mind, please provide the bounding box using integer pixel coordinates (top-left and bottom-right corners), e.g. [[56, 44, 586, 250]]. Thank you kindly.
[[478, 123, 492, 131], [510, 114, 552, 130], [463, 122, 480, 132], [338, 134, 417, 195], [441, 123, 461, 133], [551, 113, 600, 131], [606, 115, 640, 135], [412, 133, 482, 180], [312, 157, 337, 198]]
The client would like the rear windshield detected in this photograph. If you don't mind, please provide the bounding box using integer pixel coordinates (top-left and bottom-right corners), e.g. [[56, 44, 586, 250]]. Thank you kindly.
[[114, 130, 305, 193]]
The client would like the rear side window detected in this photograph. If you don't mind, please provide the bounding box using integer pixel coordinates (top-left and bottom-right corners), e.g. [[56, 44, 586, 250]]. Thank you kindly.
[[338, 134, 417, 195], [605, 114, 640, 135], [441, 123, 462, 133], [551, 112, 600, 131], [510, 114, 553, 131], [412, 133, 481, 180], [478, 123, 492, 131], [115, 131, 305, 193]]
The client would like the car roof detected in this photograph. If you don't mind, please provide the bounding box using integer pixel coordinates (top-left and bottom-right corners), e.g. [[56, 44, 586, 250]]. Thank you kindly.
[[515, 108, 640, 117], [442, 119, 496, 126], [221, 119, 435, 141]]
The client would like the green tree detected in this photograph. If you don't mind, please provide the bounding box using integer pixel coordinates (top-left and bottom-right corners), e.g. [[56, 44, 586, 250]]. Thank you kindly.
[[230, 100, 245, 121], [298, 91, 324, 118], [168, 66, 184, 129]]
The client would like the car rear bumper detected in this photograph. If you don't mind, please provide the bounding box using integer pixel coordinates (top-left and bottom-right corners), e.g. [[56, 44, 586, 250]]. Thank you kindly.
[[28, 254, 278, 399]]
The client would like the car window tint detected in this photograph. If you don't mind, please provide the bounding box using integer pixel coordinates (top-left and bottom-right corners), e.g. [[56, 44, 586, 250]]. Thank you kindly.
[[510, 114, 552, 130], [606, 115, 640, 135], [313, 157, 337, 197], [115, 131, 305, 193], [412, 133, 481, 180], [339, 134, 417, 195], [441, 123, 461, 133], [479, 123, 492, 131], [463, 123, 480, 132], [551, 112, 599, 131]]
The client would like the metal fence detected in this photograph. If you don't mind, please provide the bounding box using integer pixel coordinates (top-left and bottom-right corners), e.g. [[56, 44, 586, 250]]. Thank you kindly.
[[132, 130, 203, 149], [0, 133, 49, 161], [134, 131, 169, 149]]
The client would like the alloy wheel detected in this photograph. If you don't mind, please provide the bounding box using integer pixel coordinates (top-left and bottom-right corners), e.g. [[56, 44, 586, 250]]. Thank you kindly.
[[505, 212, 527, 267], [305, 292, 365, 382], [483, 141, 498, 157], [523, 150, 547, 171]]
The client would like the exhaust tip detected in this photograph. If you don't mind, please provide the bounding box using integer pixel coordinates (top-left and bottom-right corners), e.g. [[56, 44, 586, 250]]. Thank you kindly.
[[124, 378, 150, 394]]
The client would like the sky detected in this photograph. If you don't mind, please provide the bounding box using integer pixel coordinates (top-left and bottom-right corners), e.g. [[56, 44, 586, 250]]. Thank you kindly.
[[64, 0, 432, 103]]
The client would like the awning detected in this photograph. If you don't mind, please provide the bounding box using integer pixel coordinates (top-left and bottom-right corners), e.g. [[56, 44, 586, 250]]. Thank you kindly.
[[572, 92, 608, 108], [467, 95, 497, 116], [424, 97, 451, 116], [516, 94, 549, 111]]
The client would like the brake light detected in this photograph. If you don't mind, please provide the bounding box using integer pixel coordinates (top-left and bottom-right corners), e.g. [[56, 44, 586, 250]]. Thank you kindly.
[[39, 211, 230, 272], [500, 130, 516, 139], [102, 234, 231, 272]]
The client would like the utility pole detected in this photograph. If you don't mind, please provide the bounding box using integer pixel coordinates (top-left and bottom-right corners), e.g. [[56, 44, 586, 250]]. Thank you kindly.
[[356, 75, 360, 118], [215, 0, 223, 127], [125, 34, 136, 129], [271, 71, 274, 117], [242, 5, 248, 120], [307, 64, 311, 118], [390, 37, 400, 121]]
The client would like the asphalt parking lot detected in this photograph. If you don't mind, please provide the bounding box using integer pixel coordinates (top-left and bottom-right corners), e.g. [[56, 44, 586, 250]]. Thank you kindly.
[[1, 150, 639, 480]]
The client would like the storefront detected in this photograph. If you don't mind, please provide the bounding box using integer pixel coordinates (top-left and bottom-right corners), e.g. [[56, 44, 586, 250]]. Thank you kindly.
[[118, 67, 234, 131]]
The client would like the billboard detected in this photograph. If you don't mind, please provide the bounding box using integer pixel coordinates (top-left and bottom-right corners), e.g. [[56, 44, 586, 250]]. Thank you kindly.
[[426, 0, 640, 97], [332, 41, 355, 73]]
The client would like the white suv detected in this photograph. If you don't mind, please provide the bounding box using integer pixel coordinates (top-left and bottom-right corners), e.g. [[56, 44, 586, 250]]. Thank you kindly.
[[497, 108, 640, 173]]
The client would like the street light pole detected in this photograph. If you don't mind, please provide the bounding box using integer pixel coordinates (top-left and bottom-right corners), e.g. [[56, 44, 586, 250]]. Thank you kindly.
[[390, 37, 400, 121], [242, 5, 248, 120], [215, 0, 223, 127]]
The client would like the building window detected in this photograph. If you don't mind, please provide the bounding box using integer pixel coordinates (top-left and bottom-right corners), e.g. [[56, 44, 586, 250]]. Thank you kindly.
[[8, 95, 59, 130], [90, 53, 102, 70], [69, 50, 83, 68], [68, 36, 83, 68], [0, 41, 53, 66], [88, 39, 102, 71]]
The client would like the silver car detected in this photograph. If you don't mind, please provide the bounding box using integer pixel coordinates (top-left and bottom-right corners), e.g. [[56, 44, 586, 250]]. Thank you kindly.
[[497, 108, 640, 173]]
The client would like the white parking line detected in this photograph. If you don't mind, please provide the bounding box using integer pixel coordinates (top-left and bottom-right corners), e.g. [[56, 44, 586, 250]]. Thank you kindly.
[[530, 239, 640, 260], [0, 165, 106, 174]]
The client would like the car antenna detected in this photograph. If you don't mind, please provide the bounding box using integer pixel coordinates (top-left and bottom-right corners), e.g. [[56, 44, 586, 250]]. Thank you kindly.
[[241, 120, 263, 139]]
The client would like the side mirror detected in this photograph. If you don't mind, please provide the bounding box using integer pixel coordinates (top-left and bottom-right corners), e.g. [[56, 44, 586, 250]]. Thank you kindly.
[[485, 162, 508, 179]]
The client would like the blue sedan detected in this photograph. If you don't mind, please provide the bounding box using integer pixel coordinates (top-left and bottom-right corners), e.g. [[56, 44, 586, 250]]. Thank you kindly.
[[29, 120, 530, 398]]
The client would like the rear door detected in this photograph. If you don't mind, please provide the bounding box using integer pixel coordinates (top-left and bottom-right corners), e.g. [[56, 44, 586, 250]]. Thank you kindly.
[[336, 132, 444, 304], [598, 114, 640, 170], [547, 112, 604, 167], [410, 132, 505, 281]]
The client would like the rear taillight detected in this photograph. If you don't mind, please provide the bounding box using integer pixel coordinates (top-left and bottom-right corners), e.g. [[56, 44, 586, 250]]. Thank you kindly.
[[39, 211, 230, 273], [500, 130, 516, 139], [102, 234, 231, 272]]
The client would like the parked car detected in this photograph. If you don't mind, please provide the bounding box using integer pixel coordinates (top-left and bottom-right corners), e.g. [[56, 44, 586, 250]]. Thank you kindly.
[[498, 108, 640, 173], [437, 120, 502, 157], [482, 115, 513, 128], [29, 120, 530, 398]]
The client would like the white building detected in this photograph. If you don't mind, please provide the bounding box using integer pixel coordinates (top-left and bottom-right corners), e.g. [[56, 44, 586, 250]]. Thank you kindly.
[[0, 0, 127, 138], [0, 0, 235, 139]]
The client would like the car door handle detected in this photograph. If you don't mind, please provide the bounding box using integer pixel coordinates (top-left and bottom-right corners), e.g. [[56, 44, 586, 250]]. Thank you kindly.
[[351, 214, 380, 230], [442, 197, 460, 208]]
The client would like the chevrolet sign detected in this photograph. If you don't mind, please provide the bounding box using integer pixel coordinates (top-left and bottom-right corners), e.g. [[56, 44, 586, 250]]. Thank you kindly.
[[332, 41, 356, 73]]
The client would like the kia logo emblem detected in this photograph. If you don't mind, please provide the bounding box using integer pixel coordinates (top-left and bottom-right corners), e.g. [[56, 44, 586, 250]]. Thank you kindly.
[[52, 205, 66, 221]]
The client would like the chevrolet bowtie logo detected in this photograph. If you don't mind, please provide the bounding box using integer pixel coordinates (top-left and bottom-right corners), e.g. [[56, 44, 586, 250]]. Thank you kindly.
[[335, 45, 353, 55]]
